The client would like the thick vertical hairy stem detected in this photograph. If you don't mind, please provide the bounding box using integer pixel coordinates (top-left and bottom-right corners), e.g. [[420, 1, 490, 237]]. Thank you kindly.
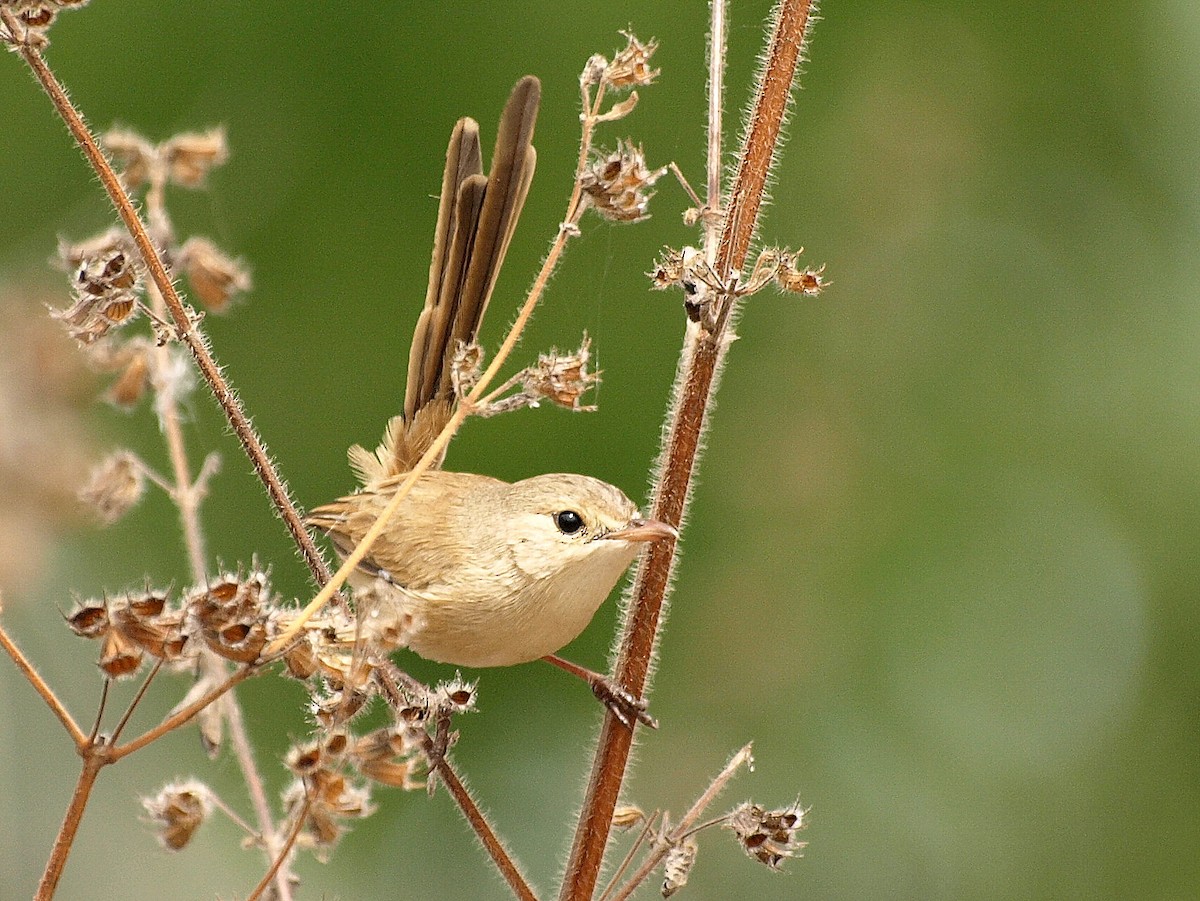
[[558, 3, 815, 899]]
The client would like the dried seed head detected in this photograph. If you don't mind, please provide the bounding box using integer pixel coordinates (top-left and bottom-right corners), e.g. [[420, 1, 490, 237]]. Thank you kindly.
[[101, 128, 156, 189], [110, 589, 187, 660], [451, 340, 484, 399], [66, 599, 110, 638], [99, 626, 144, 678], [79, 451, 145, 524], [611, 804, 645, 830], [284, 770, 374, 862], [282, 632, 319, 679], [52, 239, 144, 345], [188, 570, 271, 663], [522, 337, 599, 412], [2, 2, 90, 44], [103, 345, 151, 409], [775, 251, 826, 296], [177, 236, 251, 312], [349, 726, 424, 791], [580, 141, 666, 223], [661, 838, 698, 897], [605, 32, 659, 88], [433, 675, 477, 714], [161, 128, 228, 188], [286, 739, 327, 775], [142, 780, 211, 851], [581, 53, 609, 87], [726, 801, 808, 870]]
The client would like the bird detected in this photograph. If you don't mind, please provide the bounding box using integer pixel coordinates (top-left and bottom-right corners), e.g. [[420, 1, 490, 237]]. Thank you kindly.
[[305, 76, 674, 726]]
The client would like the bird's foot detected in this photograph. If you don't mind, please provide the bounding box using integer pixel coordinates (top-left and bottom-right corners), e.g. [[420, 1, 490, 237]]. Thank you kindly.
[[590, 675, 658, 730]]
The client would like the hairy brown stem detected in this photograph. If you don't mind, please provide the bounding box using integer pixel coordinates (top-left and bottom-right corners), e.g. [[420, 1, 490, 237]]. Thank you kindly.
[[558, 3, 815, 899], [434, 753, 540, 901], [1, 10, 332, 588], [111, 665, 255, 761], [35, 752, 104, 901]]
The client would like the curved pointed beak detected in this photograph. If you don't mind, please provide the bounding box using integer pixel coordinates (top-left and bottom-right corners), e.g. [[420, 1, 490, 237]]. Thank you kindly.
[[604, 517, 678, 543]]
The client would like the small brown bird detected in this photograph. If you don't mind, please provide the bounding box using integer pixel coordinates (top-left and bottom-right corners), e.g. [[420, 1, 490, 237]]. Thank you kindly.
[[306, 77, 674, 724]]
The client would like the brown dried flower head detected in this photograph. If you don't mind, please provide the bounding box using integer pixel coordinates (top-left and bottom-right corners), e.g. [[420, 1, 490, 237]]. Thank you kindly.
[[142, 780, 211, 851], [726, 800, 808, 870], [580, 140, 666, 223], [52, 237, 143, 344], [188, 570, 271, 663], [101, 128, 157, 189], [2, 1, 90, 45], [79, 450, 145, 524], [105, 345, 151, 409], [605, 31, 660, 89], [348, 726, 425, 791], [99, 626, 143, 678], [177, 236, 251, 312], [661, 838, 698, 898], [775, 251, 826, 296], [433, 675, 478, 714], [284, 770, 374, 862], [611, 804, 645, 830], [523, 337, 599, 412], [162, 128, 228, 188], [66, 589, 187, 676], [110, 589, 187, 660]]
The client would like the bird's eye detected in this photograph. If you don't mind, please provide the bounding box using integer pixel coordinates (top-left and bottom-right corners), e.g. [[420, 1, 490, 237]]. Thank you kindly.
[[554, 510, 585, 535]]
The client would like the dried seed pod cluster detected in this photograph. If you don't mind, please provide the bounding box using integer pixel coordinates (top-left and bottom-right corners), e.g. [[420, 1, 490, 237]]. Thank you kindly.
[[726, 800, 808, 870]]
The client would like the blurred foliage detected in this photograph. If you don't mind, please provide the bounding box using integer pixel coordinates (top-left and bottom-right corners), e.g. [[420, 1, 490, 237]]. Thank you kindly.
[[2, 1, 1199, 898]]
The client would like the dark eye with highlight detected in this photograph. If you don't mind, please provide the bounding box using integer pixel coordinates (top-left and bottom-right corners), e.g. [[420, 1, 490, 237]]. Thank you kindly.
[[554, 510, 585, 535]]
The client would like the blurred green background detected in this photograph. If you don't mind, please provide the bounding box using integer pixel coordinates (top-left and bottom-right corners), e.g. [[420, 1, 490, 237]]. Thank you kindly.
[[2, 1, 1197, 898]]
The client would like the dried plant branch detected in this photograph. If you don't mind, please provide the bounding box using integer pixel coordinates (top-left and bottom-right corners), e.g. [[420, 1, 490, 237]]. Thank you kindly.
[[35, 753, 103, 901], [0, 7, 333, 589], [110, 664, 255, 761], [606, 745, 752, 901], [0, 622, 86, 747], [558, 3, 816, 899], [247, 793, 309, 901], [433, 753, 540, 901]]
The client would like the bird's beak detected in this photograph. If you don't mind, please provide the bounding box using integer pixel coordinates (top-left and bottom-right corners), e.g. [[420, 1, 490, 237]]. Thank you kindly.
[[604, 517, 679, 543]]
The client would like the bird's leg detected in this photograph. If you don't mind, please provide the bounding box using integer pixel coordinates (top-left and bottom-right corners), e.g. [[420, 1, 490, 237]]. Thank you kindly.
[[542, 655, 658, 729]]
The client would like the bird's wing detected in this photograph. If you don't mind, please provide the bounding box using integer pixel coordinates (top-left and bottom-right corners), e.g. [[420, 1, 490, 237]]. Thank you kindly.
[[306, 471, 505, 590]]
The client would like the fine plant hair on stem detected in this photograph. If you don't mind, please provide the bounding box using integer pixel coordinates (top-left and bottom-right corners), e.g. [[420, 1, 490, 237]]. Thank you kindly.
[[559, 3, 817, 899]]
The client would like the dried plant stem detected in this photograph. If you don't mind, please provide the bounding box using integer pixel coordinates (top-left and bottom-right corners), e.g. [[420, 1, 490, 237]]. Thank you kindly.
[[110, 664, 255, 761], [35, 753, 104, 901], [247, 793, 309, 901], [223, 689, 294, 901], [0, 9, 332, 589], [558, 4, 815, 899], [606, 745, 752, 901], [144, 162, 295, 898], [434, 754, 540, 901], [0, 623, 86, 747]]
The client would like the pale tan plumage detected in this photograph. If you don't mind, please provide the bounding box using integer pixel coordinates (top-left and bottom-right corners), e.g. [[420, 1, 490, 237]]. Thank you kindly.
[[306, 78, 674, 677]]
